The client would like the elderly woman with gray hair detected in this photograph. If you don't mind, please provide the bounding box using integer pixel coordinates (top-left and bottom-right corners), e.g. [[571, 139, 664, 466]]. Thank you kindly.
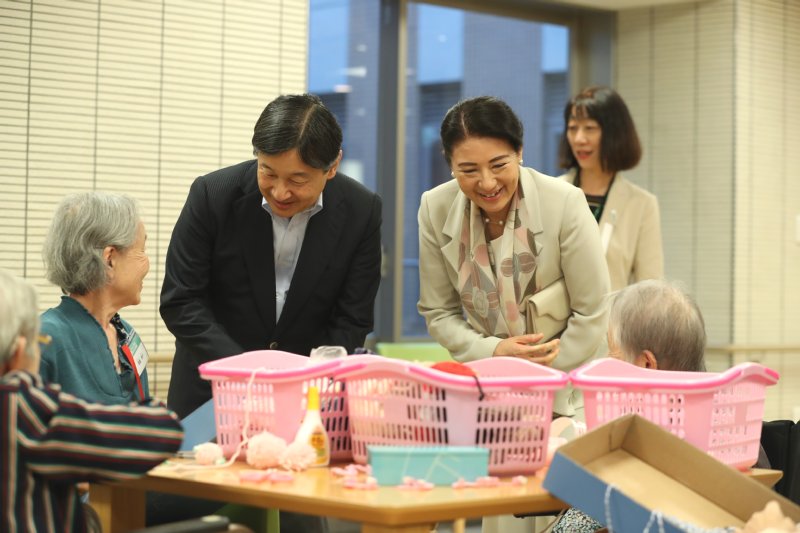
[[553, 279, 770, 533], [40, 191, 150, 404], [606, 278, 706, 372]]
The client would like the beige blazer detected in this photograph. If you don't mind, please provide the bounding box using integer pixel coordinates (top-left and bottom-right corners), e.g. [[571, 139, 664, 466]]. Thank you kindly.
[[418, 167, 610, 415], [562, 169, 664, 292]]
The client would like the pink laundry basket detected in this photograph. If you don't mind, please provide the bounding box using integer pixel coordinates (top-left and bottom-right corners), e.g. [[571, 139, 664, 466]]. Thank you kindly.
[[570, 358, 779, 469], [341, 355, 569, 475], [198, 350, 353, 461]]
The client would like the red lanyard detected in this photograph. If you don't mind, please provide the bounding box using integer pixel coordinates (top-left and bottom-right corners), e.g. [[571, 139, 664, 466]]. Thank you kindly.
[[121, 344, 145, 401]]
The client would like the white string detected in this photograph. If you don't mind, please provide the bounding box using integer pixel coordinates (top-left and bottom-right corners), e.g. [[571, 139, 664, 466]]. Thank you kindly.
[[604, 483, 615, 533], [643, 510, 665, 533], [165, 365, 266, 473], [225, 365, 267, 465]]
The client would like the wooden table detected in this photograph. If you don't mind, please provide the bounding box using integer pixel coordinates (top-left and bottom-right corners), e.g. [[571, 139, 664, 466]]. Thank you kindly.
[[92, 460, 569, 532]]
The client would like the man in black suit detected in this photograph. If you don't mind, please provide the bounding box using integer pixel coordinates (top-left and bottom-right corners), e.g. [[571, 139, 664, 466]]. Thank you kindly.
[[161, 93, 382, 419], [158, 94, 381, 531]]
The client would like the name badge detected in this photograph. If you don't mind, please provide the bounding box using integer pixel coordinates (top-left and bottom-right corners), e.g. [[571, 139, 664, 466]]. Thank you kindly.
[[126, 330, 149, 376]]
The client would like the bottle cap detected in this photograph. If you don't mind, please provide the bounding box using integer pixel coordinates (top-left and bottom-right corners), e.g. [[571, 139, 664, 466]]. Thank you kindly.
[[307, 385, 320, 411]]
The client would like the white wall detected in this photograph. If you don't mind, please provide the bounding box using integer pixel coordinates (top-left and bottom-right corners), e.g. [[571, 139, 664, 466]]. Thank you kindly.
[[616, 0, 800, 419]]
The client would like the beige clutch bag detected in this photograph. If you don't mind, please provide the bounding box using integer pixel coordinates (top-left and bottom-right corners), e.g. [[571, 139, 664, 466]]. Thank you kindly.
[[525, 278, 571, 342]]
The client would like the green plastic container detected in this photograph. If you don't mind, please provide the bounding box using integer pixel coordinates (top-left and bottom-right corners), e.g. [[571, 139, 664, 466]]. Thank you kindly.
[[367, 445, 489, 485]]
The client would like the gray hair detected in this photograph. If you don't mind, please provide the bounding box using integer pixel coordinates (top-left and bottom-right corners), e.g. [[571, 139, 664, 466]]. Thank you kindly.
[[42, 192, 141, 295], [0, 269, 39, 367], [608, 279, 707, 372]]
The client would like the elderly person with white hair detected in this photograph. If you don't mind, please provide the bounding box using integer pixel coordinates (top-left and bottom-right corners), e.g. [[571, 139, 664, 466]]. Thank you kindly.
[[606, 278, 706, 372], [553, 279, 769, 533], [0, 268, 183, 533], [40, 192, 151, 404]]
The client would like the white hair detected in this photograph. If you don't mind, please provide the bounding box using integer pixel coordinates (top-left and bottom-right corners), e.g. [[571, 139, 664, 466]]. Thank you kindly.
[[608, 279, 706, 372], [0, 269, 39, 367], [42, 192, 140, 295]]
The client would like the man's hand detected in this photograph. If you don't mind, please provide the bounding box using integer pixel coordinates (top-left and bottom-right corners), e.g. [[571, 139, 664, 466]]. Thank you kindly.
[[493, 334, 560, 366]]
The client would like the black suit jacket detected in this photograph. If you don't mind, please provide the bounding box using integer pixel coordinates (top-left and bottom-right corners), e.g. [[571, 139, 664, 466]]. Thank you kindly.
[[161, 160, 382, 418]]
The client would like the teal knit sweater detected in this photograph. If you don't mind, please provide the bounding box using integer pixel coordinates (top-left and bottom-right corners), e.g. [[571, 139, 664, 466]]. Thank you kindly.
[[39, 296, 150, 404]]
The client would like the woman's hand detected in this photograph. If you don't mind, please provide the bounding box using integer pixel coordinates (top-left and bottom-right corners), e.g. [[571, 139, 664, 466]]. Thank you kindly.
[[493, 334, 560, 366]]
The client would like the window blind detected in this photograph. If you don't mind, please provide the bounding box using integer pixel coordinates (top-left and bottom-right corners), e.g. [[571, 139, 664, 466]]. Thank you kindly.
[[0, 0, 307, 363]]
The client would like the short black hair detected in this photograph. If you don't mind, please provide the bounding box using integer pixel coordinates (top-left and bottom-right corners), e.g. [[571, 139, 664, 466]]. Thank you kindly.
[[558, 86, 641, 173], [440, 96, 524, 166], [251, 93, 342, 170]]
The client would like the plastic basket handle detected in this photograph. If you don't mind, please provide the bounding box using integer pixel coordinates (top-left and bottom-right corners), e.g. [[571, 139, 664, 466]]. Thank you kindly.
[[728, 362, 780, 385]]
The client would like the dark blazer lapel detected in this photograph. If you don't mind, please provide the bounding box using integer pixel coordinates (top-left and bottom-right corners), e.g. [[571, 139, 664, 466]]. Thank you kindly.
[[274, 178, 345, 336], [234, 185, 277, 331]]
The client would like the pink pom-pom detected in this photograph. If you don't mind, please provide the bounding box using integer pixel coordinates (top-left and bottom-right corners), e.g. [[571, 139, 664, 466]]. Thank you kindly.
[[246, 431, 287, 469], [194, 442, 224, 465], [280, 440, 317, 471]]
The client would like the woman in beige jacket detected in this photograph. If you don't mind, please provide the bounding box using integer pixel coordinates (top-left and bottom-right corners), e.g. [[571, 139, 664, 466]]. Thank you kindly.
[[559, 86, 664, 292], [417, 96, 609, 416]]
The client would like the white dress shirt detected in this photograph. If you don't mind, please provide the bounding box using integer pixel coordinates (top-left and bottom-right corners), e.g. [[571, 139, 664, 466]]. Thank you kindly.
[[262, 195, 324, 320]]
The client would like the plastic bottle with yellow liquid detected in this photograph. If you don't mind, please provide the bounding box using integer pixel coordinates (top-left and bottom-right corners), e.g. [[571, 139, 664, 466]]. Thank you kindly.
[[294, 385, 330, 467]]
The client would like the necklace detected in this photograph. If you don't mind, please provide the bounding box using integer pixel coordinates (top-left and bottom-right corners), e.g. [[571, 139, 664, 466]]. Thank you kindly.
[[483, 217, 504, 226]]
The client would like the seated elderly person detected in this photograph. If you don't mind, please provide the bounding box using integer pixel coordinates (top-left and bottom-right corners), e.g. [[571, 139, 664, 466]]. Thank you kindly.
[[606, 278, 706, 372], [0, 268, 182, 532], [40, 191, 150, 403], [554, 279, 767, 533]]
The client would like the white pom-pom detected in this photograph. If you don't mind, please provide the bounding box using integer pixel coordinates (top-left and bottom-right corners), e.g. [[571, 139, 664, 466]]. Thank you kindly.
[[194, 442, 224, 465], [280, 440, 317, 471], [246, 431, 287, 469]]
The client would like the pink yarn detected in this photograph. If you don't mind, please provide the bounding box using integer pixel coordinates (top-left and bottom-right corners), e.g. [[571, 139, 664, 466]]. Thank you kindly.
[[397, 477, 434, 491], [333, 463, 377, 490], [246, 431, 287, 469], [239, 469, 296, 483], [193, 443, 224, 465], [239, 469, 274, 482], [331, 464, 372, 477], [343, 476, 379, 490], [451, 475, 527, 489], [279, 440, 317, 471]]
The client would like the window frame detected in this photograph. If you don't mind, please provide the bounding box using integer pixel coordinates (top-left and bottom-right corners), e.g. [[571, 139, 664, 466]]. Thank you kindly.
[[368, 0, 613, 342]]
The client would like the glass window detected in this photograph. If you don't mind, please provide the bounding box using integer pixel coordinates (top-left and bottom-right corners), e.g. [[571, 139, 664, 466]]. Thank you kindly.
[[308, 0, 380, 192], [402, 4, 570, 337], [308, 0, 571, 340]]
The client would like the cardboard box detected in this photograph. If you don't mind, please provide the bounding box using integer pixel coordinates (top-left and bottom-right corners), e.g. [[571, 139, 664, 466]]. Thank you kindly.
[[543, 414, 800, 532], [368, 445, 489, 485]]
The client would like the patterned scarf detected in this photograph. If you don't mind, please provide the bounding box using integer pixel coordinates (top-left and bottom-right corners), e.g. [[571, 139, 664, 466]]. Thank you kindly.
[[457, 183, 538, 338]]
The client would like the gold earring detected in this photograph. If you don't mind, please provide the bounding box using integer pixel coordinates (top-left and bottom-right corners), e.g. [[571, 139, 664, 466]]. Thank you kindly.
[[450, 171, 455, 178]]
